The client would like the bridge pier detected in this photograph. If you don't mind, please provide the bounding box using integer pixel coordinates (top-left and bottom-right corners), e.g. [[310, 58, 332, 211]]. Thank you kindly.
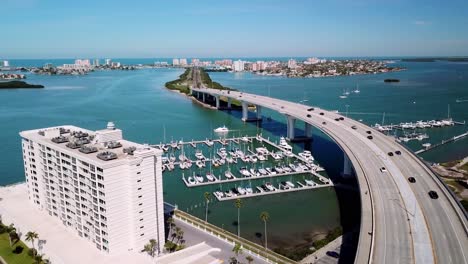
[[286, 115, 296, 140], [256, 105, 262, 120], [342, 154, 353, 178], [202, 93, 206, 103], [241, 101, 248, 121], [227, 98, 232, 109], [305, 123, 312, 138], [215, 95, 220, 109]]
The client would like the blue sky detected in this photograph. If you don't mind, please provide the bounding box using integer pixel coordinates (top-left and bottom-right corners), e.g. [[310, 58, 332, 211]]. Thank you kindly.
[[2, 0, 468, 58]]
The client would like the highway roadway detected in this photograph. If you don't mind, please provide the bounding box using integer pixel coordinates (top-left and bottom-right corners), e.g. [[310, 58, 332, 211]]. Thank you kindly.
[[191, 86, 468, 264]]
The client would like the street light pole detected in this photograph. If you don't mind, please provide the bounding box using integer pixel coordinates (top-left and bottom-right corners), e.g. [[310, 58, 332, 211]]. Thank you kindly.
[[345, 105, 350, 117]]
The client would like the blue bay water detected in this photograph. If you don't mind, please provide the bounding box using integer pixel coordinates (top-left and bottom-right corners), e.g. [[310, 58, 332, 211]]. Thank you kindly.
[[0, 59, 467, 250]]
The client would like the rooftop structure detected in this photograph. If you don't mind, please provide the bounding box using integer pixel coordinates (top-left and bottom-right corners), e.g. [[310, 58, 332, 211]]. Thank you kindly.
[[19, 122, 165, 254]]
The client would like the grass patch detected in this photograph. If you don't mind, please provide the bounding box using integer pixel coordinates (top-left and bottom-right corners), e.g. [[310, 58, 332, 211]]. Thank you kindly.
[[0, 232, 35, 264]]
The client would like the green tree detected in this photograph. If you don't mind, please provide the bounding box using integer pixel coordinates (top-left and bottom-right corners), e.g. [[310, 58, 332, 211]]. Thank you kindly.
[[25, 231, 39, 256], [232, 242, 243, 256], [260, 211, 270, 249], [204, 192, 211, 222], [234, 198, 243, 237], [176, 229, 184, 244], [142, 239, 158, 258], [6, 224, 18, 247], [246, 255, 254, 264]]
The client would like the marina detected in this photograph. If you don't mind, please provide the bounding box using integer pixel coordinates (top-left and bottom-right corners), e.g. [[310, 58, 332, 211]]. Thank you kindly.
[[153, 135, 331, 200], [415, 131, 468, 154]]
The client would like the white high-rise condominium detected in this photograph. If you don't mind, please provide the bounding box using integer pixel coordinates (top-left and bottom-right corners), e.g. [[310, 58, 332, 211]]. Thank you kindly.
[[19, 123, 165, 254], [3, 60, 9, 67], [172, 58, 180, 66], [233, 60, 244, 72], [179, 58, 187, 66]]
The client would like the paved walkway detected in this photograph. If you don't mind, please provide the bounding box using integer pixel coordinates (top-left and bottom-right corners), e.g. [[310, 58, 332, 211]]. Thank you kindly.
[[299, 236, 342, 264]]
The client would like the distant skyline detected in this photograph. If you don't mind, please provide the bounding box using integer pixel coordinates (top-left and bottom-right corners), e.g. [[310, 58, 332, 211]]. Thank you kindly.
[[2, 0, 468, 59]]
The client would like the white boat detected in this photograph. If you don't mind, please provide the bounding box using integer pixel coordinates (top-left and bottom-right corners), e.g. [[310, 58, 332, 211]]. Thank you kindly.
[[282, 166, 292, 173], [249, 168, 259, 177], [161, 145, 169, 152], [270, 152, 282, 160], [265, 182, 275, 191], [256, 147, 269, 155], [214, 126, 229, 133], [196, 160, 205, 168], [206, 173, 216, 182], [286, 181, 295, 188], [185, 160, 192, 168], [339, 95, 347, 99], [178, 154, 187, 162], [239, 168, 251, 177], [225, 191, 234, 197], [298, 150, 314, 163], [279, 137, 292, 151], [283, 150, 294, 157], [214, 191, 224, 198], [205, 139, 214, 147], [188, 177, 196, 184], [250, 155, 258, 163], [179, 162, 186, 170], [305, 179, 316, 186], [237, 187, 246, 195], [225, 170, 234, 179], [195, 174, 204, 183], [353, 84, 360, 93], [256, 134, 263, 142], [217, 148, 228, 159], [422, 143, 431, 148], [245, 187, 253, 194], [195, 150, 205, 160], [274, 166, 284, 174], [280, 181, 290, 190], [241, 136, 249, 142], [170, 141, 178, 148], [226, 156, 234, 163], [259, 168, 268, 175], [257, 154, 267, 161], [169, 154, 176, 162]]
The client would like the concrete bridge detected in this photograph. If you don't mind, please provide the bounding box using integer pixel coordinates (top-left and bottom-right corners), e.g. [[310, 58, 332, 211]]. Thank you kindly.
[[190, 87, 468, 264]]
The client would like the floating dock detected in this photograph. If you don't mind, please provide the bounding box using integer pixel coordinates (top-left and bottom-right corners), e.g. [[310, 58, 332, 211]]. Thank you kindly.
[[213, 181, 333, 201], [415, 131, 468, 154]]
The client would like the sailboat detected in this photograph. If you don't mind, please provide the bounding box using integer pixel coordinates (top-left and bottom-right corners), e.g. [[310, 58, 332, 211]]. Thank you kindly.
[[339, 89, 348, 99], [353, 84, 360, 93]]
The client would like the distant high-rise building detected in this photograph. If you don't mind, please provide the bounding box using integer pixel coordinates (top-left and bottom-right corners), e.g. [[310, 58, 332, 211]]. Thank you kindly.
[[304, 57, 320, 65], [191, 58, 200, 66], [233, 60, 245, 72], [105, 59, 112, 66], [3, 60, 10, 67], [94, 59, 100, 67], [19, 123, 165, 254], [172, 58, 180, 66], [75, 59, 91, 66], [179, 58, 187, 66], [288, 59, 297, 69]]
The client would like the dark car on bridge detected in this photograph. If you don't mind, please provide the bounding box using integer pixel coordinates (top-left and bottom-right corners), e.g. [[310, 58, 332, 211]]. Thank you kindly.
[[388, 152, 394, 156], [408, 177, 416, 183], [334, 118, 340, 121], [326, 251, 340, 258], [339, 117, 344, 120], [320, 112, 324, 115], [307, 107, 314, 111], [307, 114, 311, 118], [322, 121, 327, 125], [366, 130, 372, 134], [428, 190, 439, 199], [367, 135, 373, 139], [351, 125, 357, 129], [395, 150, 402, 155]]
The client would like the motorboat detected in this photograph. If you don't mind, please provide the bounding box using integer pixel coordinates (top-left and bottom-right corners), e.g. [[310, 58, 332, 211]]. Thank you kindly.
[[206, 173, 216, 182], [286, 181, 295, 188], [245, 187, 253, 194], [298, 150, 314, 163], [239, 168, 251, 177], [196, 160, 205, 168], [249, 168, 259, 177], [282, 166, 292, 173], [256, 147, 269, 155], [280, 181, 290, 190], [283, 150, 294, 158], [258, 168, 268, 175], [195, 174, 204, 183], [265, 182, 275, 191], [237, 187, 246, 195], [195, 150, 205, 160], [226, 156, 234, 163], [250, 155, 258, 163], [188, 177, 196, 184], [305, 179, 316, 186], [214, 191, 224, 198], [270, 152, 282, 160], [225, 170, 234, 179], [214, 126, 229, 133], [205, 139, 214, 147], [225, 190, 234, 197], [241, 136, 249, 142], [169, 154, 176, 162], [274, 166, 284, 174], [257, 154, 267, 161], [217, 148, 228, 159], [279, 137, 292, 151], [179, 162, 186, 170]]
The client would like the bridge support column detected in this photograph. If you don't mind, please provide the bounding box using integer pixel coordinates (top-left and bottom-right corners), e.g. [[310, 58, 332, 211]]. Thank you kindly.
[[227, 98, 232, 109], [215, 95, 220, 109], [241, 101, 248, 121], [305, 123, 312, 138], [256, 105, 262, 120], [202, 93, 206, 103], [286, 115, 296, 140], [343, 154, 353, 178]]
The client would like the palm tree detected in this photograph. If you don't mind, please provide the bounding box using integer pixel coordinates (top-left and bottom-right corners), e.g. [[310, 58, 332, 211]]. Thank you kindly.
[[260, 211, 270, 249], [142, 239, 158, 258], [172, 227, 181, 242], [246, 255, 254, 264], [34, 254, 44, 264], [25, 231, 39, 255], [176, 230, 184, 244], [6, 224, 17, 247], [166, 217, 175, 237], [234, 198, 243, 237], [232, 242, 243, 256], [204, 192, 211, 222]]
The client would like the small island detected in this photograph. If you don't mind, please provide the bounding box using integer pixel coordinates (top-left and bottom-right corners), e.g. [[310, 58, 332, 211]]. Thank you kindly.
[[0, 81, 44, 89], [384, 79, 400, 83]]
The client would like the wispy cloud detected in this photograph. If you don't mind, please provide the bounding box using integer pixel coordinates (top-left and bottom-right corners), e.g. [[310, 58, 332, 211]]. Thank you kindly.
[[414, 20, 431, 26]]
